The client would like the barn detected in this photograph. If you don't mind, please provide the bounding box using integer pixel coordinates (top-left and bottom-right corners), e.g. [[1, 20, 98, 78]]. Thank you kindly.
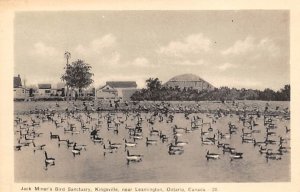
[[164, 74, 214, 91]]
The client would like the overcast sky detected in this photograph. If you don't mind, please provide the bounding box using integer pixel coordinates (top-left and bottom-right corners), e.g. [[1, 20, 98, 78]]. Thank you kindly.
[[14, 10, 289, 90]]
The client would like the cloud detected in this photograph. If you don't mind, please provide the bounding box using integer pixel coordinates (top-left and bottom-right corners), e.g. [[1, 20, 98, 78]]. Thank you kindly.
[[75, 34, 120, 65], [131, 57, 150, 67], [221, 36, 280, 57], [157, 33, 212, 57], [173, 59, 205, 66], [75, 34, 117, 55], [218, 62, 237, 71], [29, 42, 58, 57]]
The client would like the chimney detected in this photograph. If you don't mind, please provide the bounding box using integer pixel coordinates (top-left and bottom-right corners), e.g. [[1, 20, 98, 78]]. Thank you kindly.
[[18, 74, 20, 78]]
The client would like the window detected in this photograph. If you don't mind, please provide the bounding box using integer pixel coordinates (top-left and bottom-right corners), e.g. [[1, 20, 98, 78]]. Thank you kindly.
[[45, 90, 51, 93]]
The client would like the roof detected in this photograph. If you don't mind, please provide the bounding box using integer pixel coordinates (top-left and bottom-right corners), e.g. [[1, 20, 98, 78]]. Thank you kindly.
[[106, 81, 137, 88], [168, 74, 205, 82], [38, 84, 52, 89], [14, 76, 22, 88], [98, 85, 117, 92]]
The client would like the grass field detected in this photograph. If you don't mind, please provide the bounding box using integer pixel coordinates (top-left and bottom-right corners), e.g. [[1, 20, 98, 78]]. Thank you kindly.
[[14, 100, 290, 115]]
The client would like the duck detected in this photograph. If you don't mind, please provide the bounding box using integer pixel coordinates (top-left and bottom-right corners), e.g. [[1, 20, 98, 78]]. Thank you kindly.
[[206, 151, 220, 160]]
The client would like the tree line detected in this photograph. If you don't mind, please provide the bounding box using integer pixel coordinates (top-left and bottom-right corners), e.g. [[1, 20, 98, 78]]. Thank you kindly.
[[131, 78, 290, 101]]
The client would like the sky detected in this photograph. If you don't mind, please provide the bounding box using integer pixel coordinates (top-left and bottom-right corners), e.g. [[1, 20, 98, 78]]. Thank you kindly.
[[14, 10, 289, 90]]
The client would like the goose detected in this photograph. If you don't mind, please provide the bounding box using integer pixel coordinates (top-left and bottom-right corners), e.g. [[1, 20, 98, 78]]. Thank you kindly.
[[184, 127, 193, 133], [168, 143, 184, 151], [92, 135, 103, 144], [206, 134, 217, 143], [253, 139, 266, 147], [24, 134, 35, 142], [168, 145, 184, 155], [108, 140, 122, 149], [266, 149, 282, 161], [174, 136, 188, 146], [150, 127, 159, 136], [32, 142, 46, 153], [103, 144, 115, 155], [278, 144, 290, 154], [206, 151, 220, 160], [71, 143, 81, 157], [217, 141, 229, 148], [126, 150, 143, 163], [44, 151, 55, 165], [73, 143, 87, 151], [14, 142, 23, 151], [242, 128, 253, 137], [66, 140, 75, 148], [50, 132, 59, 140], [241, 136, 255, 144], [131, 133, 143, 140], [200, 128, 209, 136], [146, 137, 158, 146], [222, 145, 235, 154], [57, 136, 68, 147], [259, 145, 267, 154], [159, 131, 169, 142], [266, 130, 276, 136], [285, 126, 290, 134], [201, 137, 215, 145], [229, 150, 243, 160], [124, 139, 137, 149], [17, 139, 31, 147]]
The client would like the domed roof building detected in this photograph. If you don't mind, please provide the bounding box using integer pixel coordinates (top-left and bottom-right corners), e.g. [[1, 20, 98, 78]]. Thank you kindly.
[[164, 74, 215, 91]]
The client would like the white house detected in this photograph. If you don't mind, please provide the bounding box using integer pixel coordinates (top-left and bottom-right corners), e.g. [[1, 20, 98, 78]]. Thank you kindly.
[[96, 81, 137, 101], [36, 84, 52, 97]]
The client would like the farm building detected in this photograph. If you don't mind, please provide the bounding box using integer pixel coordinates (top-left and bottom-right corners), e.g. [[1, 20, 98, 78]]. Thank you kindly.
[[96, 81, 138, 101], [164, 74, 215, 91], [36, 84, 52, 97], [13, 74, 28, 99]]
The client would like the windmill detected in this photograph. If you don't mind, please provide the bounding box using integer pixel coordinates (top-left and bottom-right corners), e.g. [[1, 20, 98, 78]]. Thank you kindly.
[[64, 51, 71, 101]]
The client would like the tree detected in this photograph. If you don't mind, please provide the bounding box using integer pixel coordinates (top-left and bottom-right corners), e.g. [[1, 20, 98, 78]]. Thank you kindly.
[[146, 78, 162, 91], [61, 59, 94, 99]]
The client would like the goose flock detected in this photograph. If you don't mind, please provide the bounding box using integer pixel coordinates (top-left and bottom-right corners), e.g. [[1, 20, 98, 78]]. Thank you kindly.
[[14, 100, 290, 178]]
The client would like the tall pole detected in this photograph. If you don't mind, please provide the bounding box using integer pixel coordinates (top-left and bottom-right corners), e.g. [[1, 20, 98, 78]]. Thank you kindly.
[[64, 51, 71, 101]]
